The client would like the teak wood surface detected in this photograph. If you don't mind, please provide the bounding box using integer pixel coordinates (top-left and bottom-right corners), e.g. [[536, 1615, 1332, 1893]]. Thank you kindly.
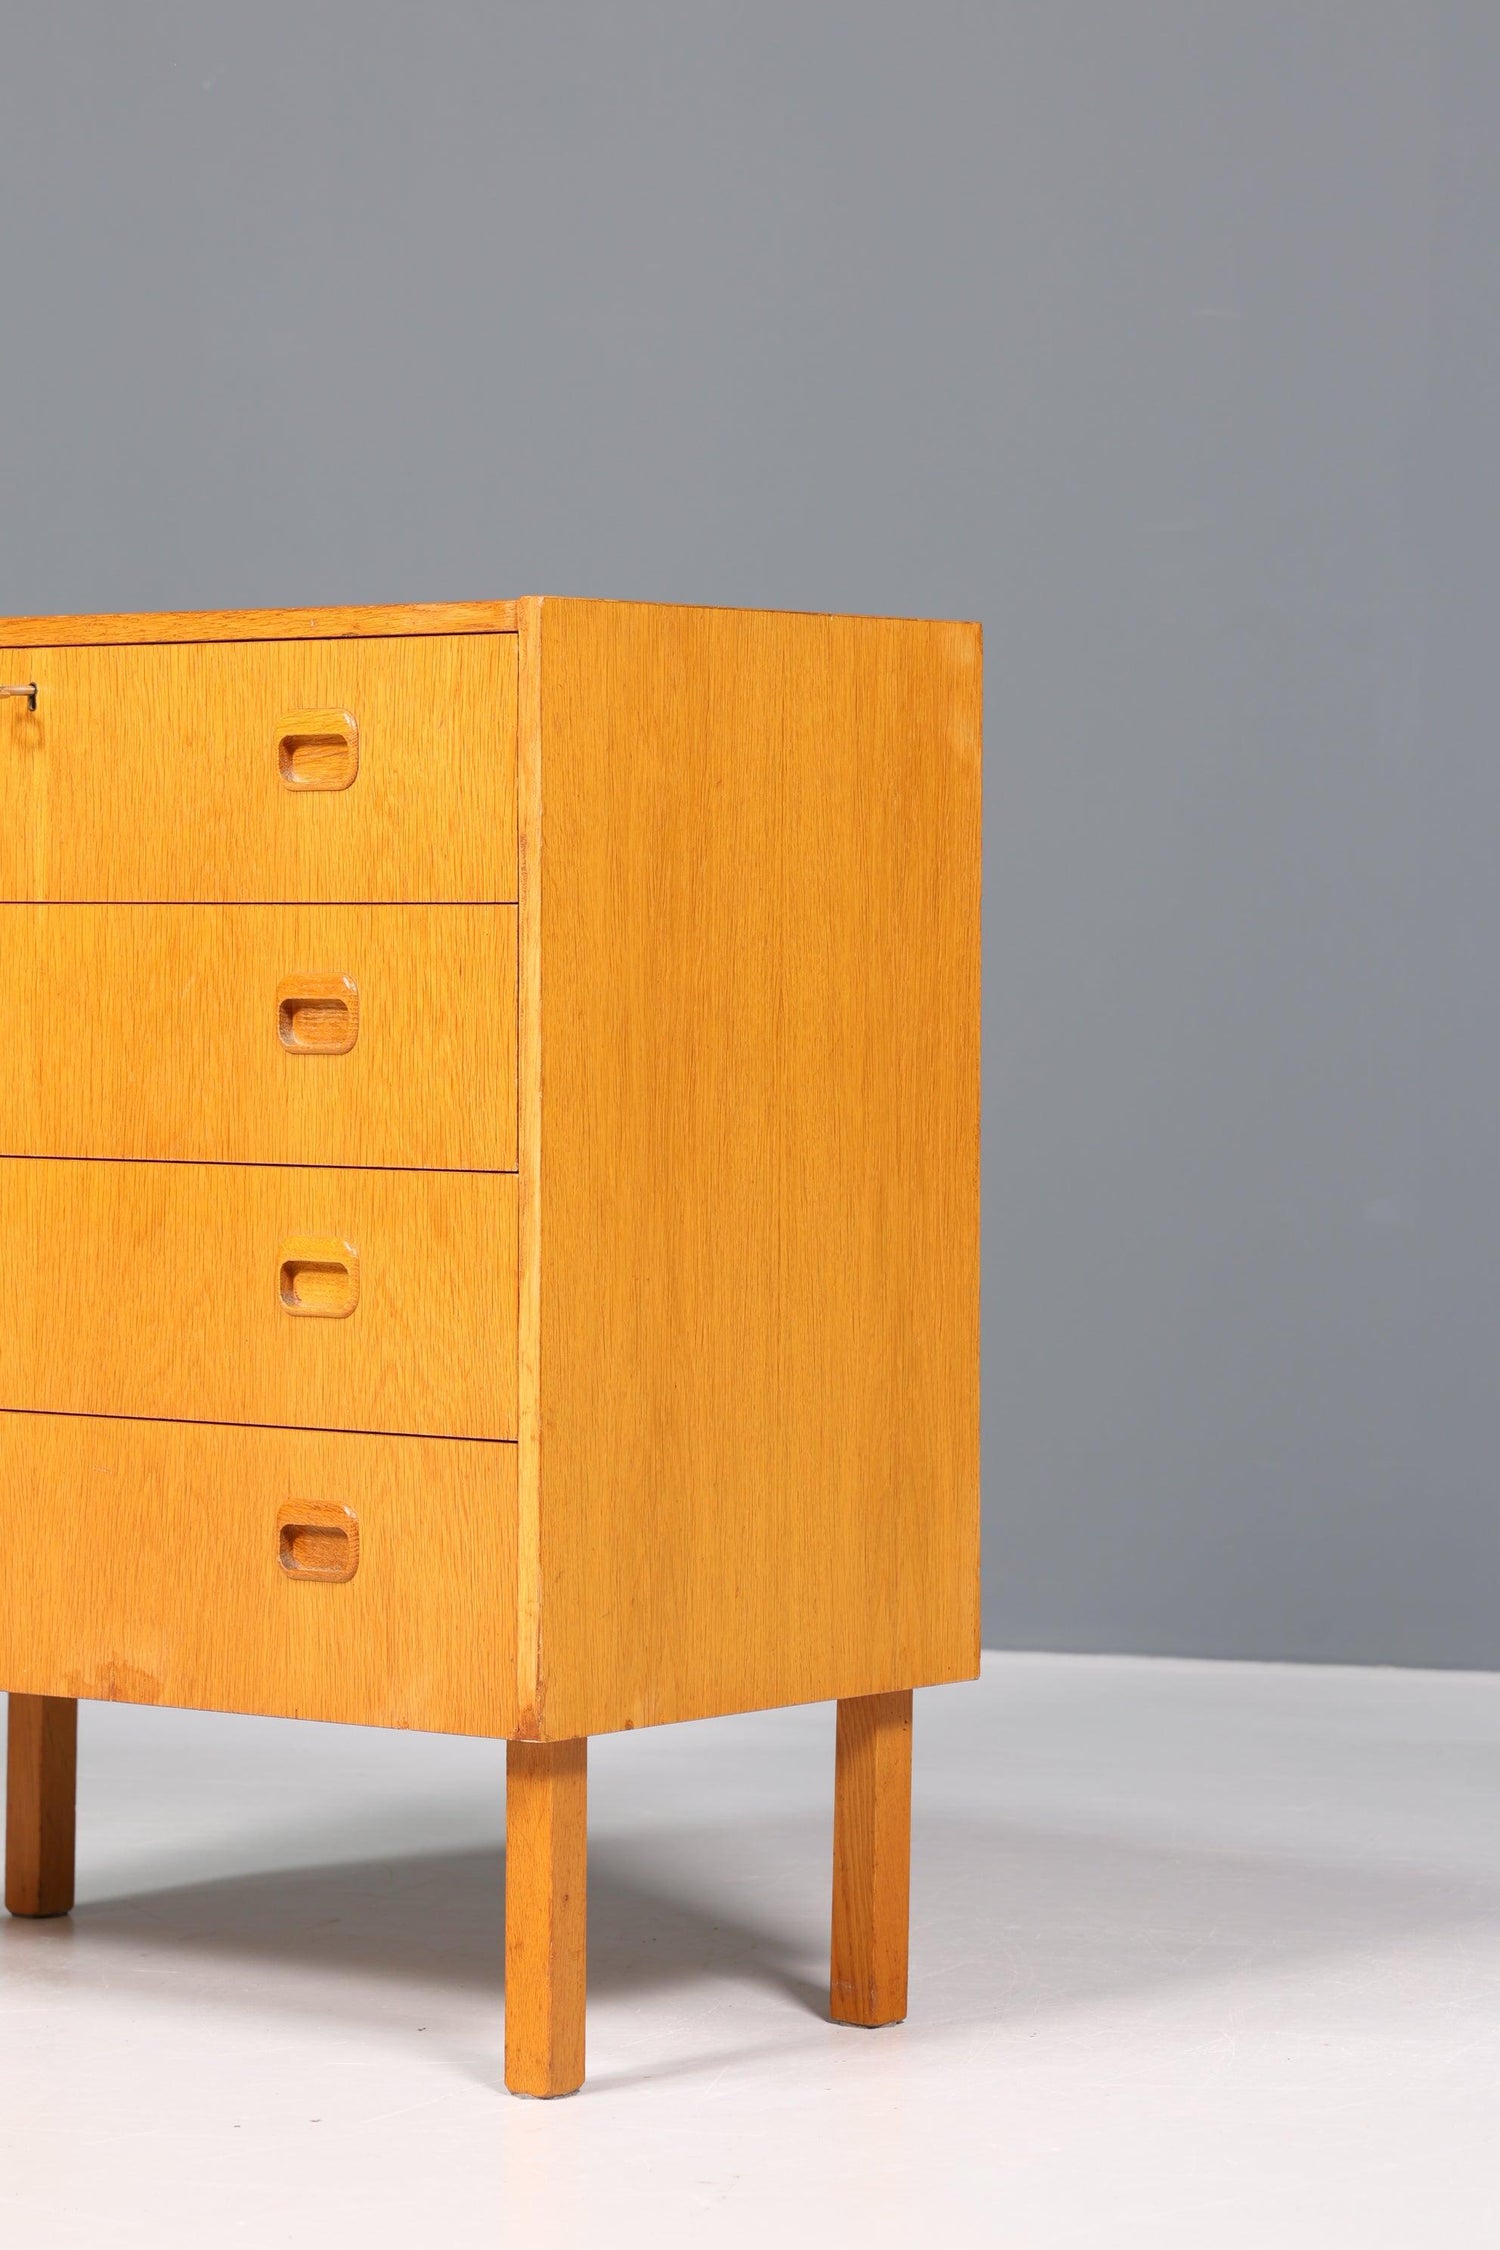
[[0, 632, 516, 902], [5, 1692, 77, 1916], [0, 1414, 518, 1733], [831, 1691, 913, 2027], [504, 1738, 588, 2097], [516, 599, 981, 1738], [0, 1159, 518, 1438], [0, 903, 516, 1171]]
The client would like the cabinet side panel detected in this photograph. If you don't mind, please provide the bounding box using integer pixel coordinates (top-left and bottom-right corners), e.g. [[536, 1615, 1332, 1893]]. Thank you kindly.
[[533, 601, 981, 1736]]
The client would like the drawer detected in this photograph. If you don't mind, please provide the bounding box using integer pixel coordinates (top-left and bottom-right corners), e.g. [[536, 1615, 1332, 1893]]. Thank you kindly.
[[0, 634, 515, 902], [0, 1160, 517, 1438], [0, 904, 515, 1170], [0, 1412, 517, 1736]]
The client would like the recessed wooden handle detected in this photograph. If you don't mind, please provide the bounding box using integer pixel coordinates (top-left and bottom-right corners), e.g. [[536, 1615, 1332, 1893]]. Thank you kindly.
[[276, 709, 358, 790], [278, 1236, 360, 1318], [277, 972, 359, 1055], [277, 1501, 359, 1582]]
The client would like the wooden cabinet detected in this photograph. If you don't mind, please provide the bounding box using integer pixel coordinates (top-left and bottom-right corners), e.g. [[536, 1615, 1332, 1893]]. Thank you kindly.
[[0, 596, 981, 2098]]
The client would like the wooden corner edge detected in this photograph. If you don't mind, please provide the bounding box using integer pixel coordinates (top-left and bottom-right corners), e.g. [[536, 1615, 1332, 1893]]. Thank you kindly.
[[515, 598, 546, 1735]]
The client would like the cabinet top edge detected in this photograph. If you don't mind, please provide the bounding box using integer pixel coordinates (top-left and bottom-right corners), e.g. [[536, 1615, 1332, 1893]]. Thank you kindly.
[[0, 601, 521, 648], [0, 596, 981, 649]]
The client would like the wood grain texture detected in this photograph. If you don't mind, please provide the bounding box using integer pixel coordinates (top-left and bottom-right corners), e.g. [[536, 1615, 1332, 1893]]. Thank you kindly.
[[515, 599, 545, 1735], [5, 1692, 76, 1916], [505, 1737, 587, 2096], [830, 1690, 912, 2027], [0, 904, 516, 1170], [522, 600, 982, 1737], [0, 601, 518, 648], [0, 1159, 517, 1438], [0, 633, 515, 901], [0, 1414, 517, 1734]]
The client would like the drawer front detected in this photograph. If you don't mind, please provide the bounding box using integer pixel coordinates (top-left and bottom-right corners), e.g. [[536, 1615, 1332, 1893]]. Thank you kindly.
[[0, 1412, 517, 1736], [0, 1160, 517, 1438], [0, 905, 515, 1170], [0, 634, 515, 902]]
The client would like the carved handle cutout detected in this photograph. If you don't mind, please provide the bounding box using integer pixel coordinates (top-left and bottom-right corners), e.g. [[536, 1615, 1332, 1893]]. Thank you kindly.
[[278, 1235, 360, 1318], [277, 710, 358, 790], [277, 972, 359, 1055], [277, 1502, 359, 1582]]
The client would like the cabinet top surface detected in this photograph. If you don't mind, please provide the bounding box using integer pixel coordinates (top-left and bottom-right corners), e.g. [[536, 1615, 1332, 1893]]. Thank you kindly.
[[0, 597, 980, 650], [0, 601, 521, 647]]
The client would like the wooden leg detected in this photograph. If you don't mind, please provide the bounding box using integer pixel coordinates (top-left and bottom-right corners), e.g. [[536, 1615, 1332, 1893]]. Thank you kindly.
[[6, 1693, 78, 1919], [831, 1689, 912, 2027], [505, 1737, 587, 2096]]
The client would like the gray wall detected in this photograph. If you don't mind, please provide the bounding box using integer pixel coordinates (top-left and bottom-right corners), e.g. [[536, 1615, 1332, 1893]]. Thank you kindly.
[[1, 4, 1493, 1666]]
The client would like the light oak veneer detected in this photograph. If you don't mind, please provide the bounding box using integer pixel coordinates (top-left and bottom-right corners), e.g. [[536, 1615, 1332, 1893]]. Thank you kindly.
[[0, 631, 516, 901], [0, 1157, 517, 1437], [0, 903, 516, 1170], [516, 600, 981, 1739], [0, 596, 981, 2099], [0, 1414, 516, 1734], [0, 600, 519, 647]]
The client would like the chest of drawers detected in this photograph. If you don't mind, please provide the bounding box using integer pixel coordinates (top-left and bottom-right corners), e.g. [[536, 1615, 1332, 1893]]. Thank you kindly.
[[0, 596, 980, 2096]]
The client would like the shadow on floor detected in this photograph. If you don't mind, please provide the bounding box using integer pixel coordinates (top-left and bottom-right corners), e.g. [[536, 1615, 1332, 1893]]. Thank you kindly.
[[7, 1801, 1500, 2094]]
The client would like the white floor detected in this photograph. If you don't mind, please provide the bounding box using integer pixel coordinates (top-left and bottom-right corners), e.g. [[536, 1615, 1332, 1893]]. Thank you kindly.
[[3, 1654, 1499, 2246]]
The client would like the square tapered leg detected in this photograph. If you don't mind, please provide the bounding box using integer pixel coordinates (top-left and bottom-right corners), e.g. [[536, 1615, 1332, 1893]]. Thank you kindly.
[[6, 1693, 77, 1919], [831, 1689, 912, 2026], [505, 1737, 587, 2096]]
